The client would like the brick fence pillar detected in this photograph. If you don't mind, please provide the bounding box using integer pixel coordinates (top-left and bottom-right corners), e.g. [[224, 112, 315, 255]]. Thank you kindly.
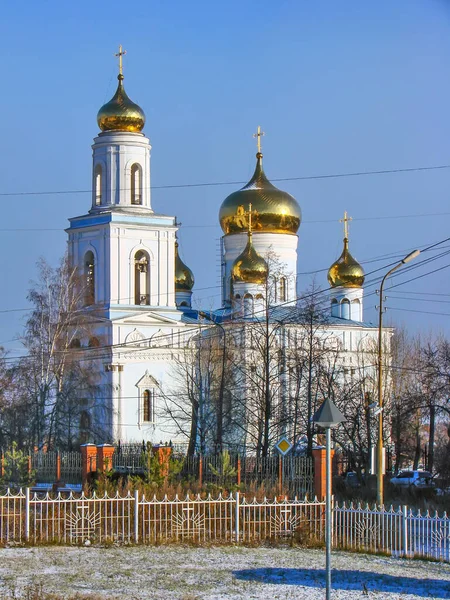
[[312, 446, 334, 501], [97, 444, 115, 473], [152, 446, 172, 478], [81, 444, 97, 486]]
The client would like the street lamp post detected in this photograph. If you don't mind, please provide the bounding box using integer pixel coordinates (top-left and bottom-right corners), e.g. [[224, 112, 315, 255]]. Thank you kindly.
[[313, 398, 345, 600], [376, 249, 420, 506]]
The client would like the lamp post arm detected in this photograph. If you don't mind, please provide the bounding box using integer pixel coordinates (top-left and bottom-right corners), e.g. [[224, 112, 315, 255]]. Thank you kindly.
[[376, 249, 419, 506]]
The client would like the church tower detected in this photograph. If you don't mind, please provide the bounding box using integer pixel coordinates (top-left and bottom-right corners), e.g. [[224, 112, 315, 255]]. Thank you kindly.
[[327, 212, 365, 321], [66, 48, 193, 444], [219, 128, 301, 308]]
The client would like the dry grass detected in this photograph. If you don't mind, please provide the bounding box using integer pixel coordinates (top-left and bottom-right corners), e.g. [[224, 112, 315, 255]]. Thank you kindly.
[[4, 584, 107, 600]]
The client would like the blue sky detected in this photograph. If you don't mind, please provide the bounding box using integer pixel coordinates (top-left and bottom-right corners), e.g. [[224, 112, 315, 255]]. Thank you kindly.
[[0, 0, 449, 355]]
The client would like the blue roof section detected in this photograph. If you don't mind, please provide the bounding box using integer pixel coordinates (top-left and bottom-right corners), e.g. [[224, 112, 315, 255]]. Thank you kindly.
[[67, 211, 175, 230], [186, 305, 378, 329]]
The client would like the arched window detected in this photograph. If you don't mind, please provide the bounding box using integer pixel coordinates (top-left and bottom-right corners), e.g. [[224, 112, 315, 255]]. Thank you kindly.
[[279, 277, 287, 302], [131, 163, 142, 205], [341, 298, 350, 320], [134, 250, 150, 305], [95, 165, 102, 206], [84, 251, 95, 306], [243, 293, 254, 317], [143, 389, 155, 422], [80, 410, 91, 430], [331, 298, 339, 317], [69, 338, 81, 349], [88, 337, 100, 347], [351, 298, 361, 321]]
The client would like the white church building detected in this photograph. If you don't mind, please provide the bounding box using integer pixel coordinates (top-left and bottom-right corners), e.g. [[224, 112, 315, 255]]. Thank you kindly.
[[66, 53, 385, 449]]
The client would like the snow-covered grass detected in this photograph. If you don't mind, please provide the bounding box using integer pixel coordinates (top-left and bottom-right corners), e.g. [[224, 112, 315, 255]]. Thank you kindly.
[[1, 545, 449, 599]]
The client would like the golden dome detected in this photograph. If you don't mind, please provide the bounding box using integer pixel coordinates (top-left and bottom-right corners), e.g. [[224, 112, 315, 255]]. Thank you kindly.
[[231, 232, 268, 284], [97, 74, 145, 133], [175, 241, 194, 291], [219, 153, 301, 235], [328, 238, 365, 288]]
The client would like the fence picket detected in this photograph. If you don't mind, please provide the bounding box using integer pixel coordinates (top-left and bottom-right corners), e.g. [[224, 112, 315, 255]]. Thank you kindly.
[[0, 490, 448, 562]]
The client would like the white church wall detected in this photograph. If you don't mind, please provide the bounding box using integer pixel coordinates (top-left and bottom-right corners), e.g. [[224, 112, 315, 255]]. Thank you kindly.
[[223, 232, 298, 305]]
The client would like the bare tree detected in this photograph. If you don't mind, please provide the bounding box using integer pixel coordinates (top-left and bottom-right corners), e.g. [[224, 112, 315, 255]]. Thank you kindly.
[[15, 255, 101, 449]]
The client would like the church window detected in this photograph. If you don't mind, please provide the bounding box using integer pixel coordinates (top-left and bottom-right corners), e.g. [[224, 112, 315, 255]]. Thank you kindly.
[[243, 293, 254, 317], [80, 410, 91, 430], [69, 338, 81, 349], [331, 298, 339, 317], [351, 298, 361, 321], [88, 336, 100, 347], [341, 298, 350, 320], [279, 277, 287, 302], [84, 251, 95, 306], [143, 389, 155, 422], [95, 165, 102, 205], [131, 163, 142, 205], [134, 250, 150, 305]]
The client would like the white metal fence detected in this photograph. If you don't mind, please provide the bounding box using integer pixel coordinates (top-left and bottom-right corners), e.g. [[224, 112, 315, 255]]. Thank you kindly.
[[334, 502, 450, 562], [0, 490, 449, 563]]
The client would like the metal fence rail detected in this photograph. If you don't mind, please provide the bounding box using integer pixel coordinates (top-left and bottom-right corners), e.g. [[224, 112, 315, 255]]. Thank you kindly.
[[139, 493, 235, 543], [0, 491, 448, 563], [334, 502, 450, 562]]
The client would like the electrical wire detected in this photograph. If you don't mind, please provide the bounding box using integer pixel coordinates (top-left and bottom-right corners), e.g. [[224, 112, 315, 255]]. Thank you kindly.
[[0, 163, 449, 198]]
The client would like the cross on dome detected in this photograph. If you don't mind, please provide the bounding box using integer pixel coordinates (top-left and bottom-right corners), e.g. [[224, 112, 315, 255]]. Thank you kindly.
[[253, 126, 265, 154], [115, 45, 127, 76], [340, 211, 352, 240]]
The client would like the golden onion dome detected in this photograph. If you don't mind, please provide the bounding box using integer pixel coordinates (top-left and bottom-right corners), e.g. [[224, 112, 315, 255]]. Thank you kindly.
[[97, 74, 145, 133], [175, 241, 195, 291], [327, 238, 365, 288], [219, 153, 301, 235], [231, 232, 268, 284]]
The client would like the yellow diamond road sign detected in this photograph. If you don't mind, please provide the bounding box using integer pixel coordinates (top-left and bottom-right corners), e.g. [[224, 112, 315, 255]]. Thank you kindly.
[[275, 437, 292, 456]]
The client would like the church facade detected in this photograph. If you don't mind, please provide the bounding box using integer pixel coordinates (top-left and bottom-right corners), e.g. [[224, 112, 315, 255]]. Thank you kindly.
[[66, 53, 388, 452]]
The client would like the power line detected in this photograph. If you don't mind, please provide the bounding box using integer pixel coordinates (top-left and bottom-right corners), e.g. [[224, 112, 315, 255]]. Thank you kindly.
[[0, 164, 449, 198]]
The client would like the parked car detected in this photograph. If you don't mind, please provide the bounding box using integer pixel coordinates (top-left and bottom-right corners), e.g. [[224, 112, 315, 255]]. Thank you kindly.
[[390, 470, 433, 487]]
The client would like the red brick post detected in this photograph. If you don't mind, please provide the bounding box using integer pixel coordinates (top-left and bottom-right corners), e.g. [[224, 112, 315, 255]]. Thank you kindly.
[[81, 444, 97, 485], [55, 452, 61, 481], [97, 444, 115, 473], [237, 457, 241, 487], [152, 446, 172, 478], [28, 455, 32, 477], [0, 454, 4, 478], [312, 446, 335, 501]]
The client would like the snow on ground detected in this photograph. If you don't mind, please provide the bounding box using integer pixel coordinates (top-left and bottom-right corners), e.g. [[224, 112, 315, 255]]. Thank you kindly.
[[0, 545, 449, 599]]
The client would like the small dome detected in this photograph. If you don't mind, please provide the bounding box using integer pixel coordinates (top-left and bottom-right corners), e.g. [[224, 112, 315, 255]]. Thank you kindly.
[[175, 241, 194, 291], [219, 153, 301, 235], [97, 75, 145, 133], [231, 233, 268, 284], [328, 238, 365, 288]]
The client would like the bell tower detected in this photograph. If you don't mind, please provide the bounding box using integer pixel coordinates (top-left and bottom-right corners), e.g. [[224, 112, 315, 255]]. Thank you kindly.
[[65, 49, 192, 445]]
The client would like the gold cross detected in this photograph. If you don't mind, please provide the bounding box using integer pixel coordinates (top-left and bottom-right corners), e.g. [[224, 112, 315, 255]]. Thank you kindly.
[[115, 45, 127, 76], [248, 203, 253, 233], [339, 211, 352, 239], [253, 126, 265, 153]]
